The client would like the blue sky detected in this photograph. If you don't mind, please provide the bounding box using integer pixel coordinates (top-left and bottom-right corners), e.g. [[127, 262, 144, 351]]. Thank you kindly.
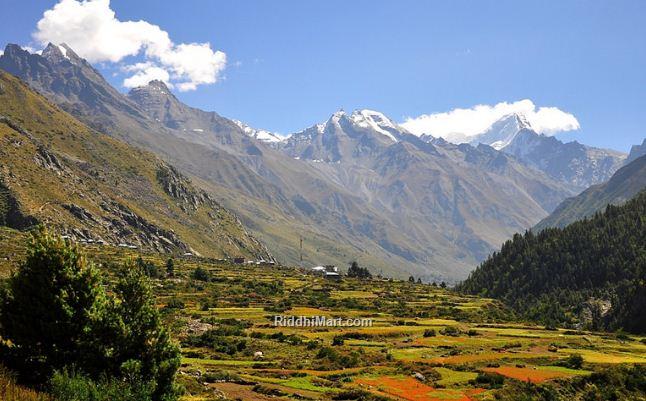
[[2, 0, 645, 151]]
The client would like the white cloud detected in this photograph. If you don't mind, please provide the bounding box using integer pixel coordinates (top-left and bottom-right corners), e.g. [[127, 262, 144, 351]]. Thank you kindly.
[[32, 0, 226, 91], [122, 63, 171, 89], [401, 99, 580, 142]]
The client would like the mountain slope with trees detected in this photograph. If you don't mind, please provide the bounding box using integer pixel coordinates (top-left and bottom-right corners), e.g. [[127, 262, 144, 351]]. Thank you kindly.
[[535, 154, 646, 230], [458, 191, 646, 333]]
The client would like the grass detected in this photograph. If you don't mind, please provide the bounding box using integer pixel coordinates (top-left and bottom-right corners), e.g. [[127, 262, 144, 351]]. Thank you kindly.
[[0, 368, 51, 401], [434, 368, 479, 386]]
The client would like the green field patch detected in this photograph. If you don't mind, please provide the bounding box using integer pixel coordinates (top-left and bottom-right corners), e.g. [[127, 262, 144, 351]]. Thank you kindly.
[[345, 339, 387, 347], [242, 374, 338, 393], [182, 357, 271, 367], [434, 367, 478, 386], [559, 348, 646, 364], [330, 290, 378, 299], [536, 365, 593, 376]]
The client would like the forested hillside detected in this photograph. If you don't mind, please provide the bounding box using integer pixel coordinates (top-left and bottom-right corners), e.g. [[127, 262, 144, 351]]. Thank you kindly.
[[458, 191, 646, 333]]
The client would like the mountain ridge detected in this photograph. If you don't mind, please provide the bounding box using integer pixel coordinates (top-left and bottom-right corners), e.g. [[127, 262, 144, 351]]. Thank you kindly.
[[0, 69, 271, 259], [1, 43, 589, 281], [535, 154, 646, 230]]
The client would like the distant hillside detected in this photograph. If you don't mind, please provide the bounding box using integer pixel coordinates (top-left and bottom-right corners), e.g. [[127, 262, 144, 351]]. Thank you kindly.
[[535, 154, 646, 230], [458, 191, 646, 333], [0, 70, 271, 260]]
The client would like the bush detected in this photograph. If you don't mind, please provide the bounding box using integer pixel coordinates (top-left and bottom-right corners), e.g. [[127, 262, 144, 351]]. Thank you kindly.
[[423, 329, 436, 337], [440, 326, 461, 336], [50, 370, 153, 401], [136, 257, 159, 278], [471, 372, 504, 389], [561, 353, 584, 369], [164, 298, 185, 310], [191, 267, 209, 282]]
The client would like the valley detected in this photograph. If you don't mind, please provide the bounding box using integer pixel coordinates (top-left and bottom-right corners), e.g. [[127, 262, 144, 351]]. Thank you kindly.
[[1, 43, 628, 282], [0, 7, 644, 401], [1, 227, 645, 401]]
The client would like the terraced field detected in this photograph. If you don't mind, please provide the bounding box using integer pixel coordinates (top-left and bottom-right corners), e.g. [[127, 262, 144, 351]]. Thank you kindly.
[[1, 228, 645, 401]]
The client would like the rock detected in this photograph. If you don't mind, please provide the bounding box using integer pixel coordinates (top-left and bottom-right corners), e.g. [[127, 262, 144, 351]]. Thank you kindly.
[[413, 372, 425, 382]]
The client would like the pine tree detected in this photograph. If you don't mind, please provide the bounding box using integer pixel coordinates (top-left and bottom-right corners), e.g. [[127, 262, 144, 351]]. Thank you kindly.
[[0, 228, 107, 384]]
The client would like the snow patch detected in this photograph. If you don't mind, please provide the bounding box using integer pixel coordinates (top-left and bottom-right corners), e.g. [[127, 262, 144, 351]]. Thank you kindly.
[[232, 120, 284, 143], [350, 109, 400, 142]]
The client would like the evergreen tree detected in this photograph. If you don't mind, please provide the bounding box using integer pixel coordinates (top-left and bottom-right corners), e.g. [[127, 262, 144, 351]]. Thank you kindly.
[[0, 228, 107, 384], [347, 261, 372, 279], [0, 230, 181, 400], [106, 266, 181, 401], [165, 258, 174, 277]]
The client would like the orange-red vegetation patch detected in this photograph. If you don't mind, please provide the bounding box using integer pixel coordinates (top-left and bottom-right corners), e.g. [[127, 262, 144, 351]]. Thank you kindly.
[[356, 376, 482, 401], [483, 366, 573, 383]]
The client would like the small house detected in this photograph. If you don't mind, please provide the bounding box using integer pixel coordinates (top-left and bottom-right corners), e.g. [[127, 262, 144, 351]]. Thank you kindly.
[[324, 271, 342, 281]]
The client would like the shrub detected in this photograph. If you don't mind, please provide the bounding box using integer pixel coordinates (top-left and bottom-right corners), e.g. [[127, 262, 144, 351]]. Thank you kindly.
[[423, 329, 436, 337], [164, 298, 185, 310], [136, 257, 159, 278], [191, 267, 209, 282], [440, 326, 461, 336], [471, 372, 504, 389], [49, 370, 153, 401], [561, 353, 584, 369]]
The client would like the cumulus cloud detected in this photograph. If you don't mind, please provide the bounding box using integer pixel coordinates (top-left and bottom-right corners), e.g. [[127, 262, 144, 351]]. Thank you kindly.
[[401, 99, 580, 142], [32, 0, 226, 91], [122, 62, 171, 89]]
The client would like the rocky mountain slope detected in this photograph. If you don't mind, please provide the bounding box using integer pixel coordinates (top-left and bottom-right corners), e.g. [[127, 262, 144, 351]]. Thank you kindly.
[[1, 43, 582, 281], [626, 138, 646, 164], [0, 70, 270, 259], [535, 153, 646, 230], [274, 109, 574, 277], [463, 113, 626, 191]]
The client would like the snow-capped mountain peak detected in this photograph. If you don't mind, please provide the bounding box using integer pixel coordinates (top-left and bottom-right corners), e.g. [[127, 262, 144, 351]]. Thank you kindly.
[[470, 113, 533, 150], [41, 43, 83, 66], [232, 119, 284, 143], [349, 109, 403, 142]]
